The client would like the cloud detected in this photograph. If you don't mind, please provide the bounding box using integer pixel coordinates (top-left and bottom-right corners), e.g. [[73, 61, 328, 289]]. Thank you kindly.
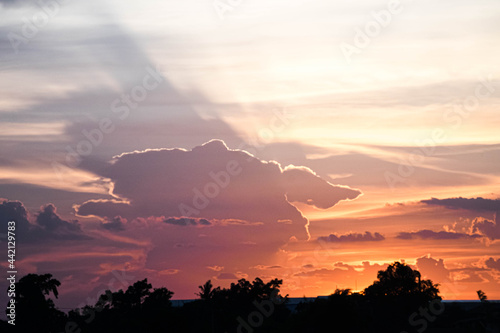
[[396, 230, 482, 240], [216, 273, 238, 280], [252, 265, 282, 270], [207, 266, 224, 272], [444, 216, 500, 242], [485, 257, 500, 271], [158, 269, 179, 276], [164, 217, 212, 226], [416, 256, 451, 282], [282, 165, 362, 209], [36, 204, 81, 232], [317, 231, 385, 242], [0, 199, 31, 235], [293, 261, 388, 290], [0, 199, 88, 242], [101, 216, 127, 231], [471, 217, 500, 241], [409, 197, 500, 241], [76, 140, 362, 240], [421, 197, 500, 212]]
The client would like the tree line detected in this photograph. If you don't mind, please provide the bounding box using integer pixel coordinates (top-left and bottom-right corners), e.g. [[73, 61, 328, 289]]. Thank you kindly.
[[2, 261, 498, 332]]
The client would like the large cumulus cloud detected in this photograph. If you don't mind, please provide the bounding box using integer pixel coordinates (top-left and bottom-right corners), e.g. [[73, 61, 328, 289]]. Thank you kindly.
[[76, 140, 362, 240]]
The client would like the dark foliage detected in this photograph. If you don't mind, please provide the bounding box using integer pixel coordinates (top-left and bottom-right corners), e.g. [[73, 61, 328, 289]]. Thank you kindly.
[[2, 264, 499, 332]]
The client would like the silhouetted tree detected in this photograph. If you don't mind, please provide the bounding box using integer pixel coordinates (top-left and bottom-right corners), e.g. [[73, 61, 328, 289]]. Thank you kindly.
[[196, 279, 219, 300], [184, 277, 289, 332], [71, 278, 175, 333], [477, 289, 488, 302], [12, 273, 66, 332], [364, 261, 440, 302], [11, 269, 498, 333]]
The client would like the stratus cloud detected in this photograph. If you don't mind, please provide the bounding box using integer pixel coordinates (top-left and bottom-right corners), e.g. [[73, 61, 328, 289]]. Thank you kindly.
[[317, 231, 385, 242], [76, 140, 361, 240], [396, 230, 482, 240], [421, 197, 500, 212]]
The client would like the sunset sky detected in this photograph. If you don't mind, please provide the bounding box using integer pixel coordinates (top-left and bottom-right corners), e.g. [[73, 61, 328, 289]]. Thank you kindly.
[[1, 0, 499, 311]]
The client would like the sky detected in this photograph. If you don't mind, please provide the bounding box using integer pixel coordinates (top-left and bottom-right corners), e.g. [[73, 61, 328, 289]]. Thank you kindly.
[[0, 0, 500, 312]]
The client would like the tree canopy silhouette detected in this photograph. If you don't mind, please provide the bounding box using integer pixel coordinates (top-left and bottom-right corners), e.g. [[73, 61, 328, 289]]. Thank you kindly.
[[12, 273, 66, 332], [3, 266, 498, 333], [363, 261, 441, 302], [195, 279, 219, 300], [68, 278, 175, 333]]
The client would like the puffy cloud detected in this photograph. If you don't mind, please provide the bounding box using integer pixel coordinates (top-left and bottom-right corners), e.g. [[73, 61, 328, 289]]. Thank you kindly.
[[396, 230, 482, 240], [411, 197, 500, 241], [0, 199, 88, 242], [471, 217, 500, 241], [0, 199, 31, 235], [36, 204, 81, 232], [317, 231, 385, 242], [416, 256, 451, 282], [485, 257, 500, 271], [76, 140, 361, 240], [102, 216, 127, 231], [207, 265, 224, 272]]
